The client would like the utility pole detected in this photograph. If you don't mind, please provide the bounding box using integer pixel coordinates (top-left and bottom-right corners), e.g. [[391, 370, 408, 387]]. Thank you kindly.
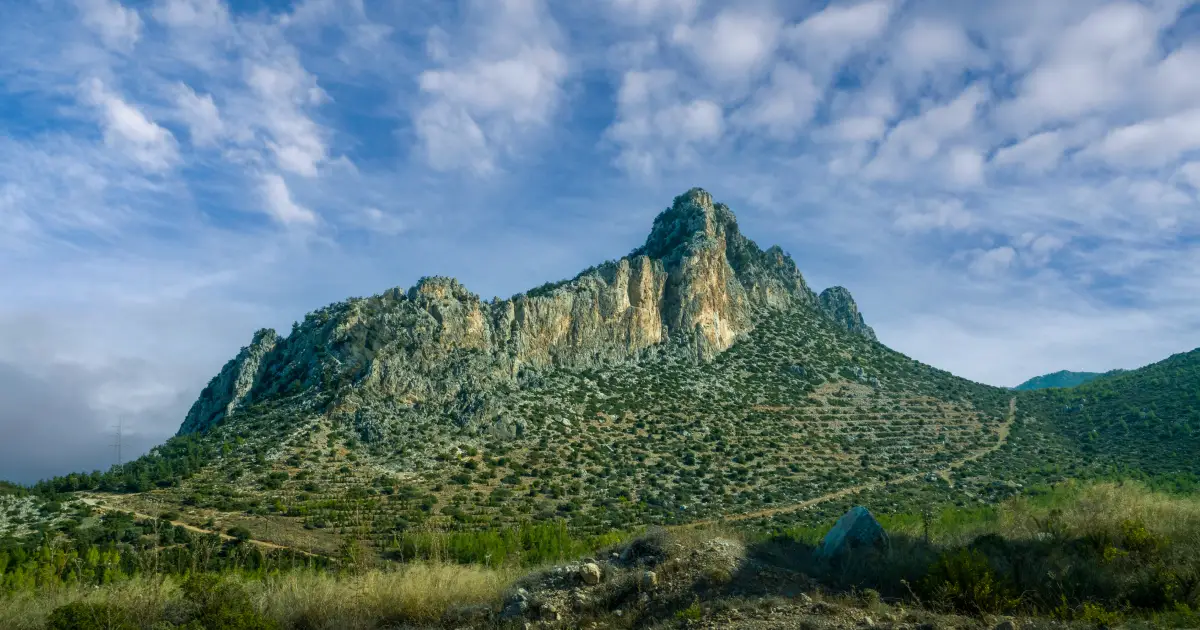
[[110, 417, 123, 471]]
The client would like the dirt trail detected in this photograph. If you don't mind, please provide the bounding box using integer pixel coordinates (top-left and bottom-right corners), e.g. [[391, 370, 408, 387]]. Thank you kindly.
[[77, 495, 322, 557], [682, 397, 1017, 527]]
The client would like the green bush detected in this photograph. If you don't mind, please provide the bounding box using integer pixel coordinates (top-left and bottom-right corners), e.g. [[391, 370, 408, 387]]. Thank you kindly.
[[46, 602, 136, 630], [920, 548, 1018, 615], [180, 574, 279, 630]]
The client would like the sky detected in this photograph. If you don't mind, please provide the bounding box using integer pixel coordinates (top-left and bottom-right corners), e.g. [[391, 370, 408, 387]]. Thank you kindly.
[[2, 0, 1199, 484]]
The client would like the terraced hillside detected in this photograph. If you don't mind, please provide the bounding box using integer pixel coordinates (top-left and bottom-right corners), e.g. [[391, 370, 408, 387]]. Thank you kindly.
[[25, 190, 1025, 557]]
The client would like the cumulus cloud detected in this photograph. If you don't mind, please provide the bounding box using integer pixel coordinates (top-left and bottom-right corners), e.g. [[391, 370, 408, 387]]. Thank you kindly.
[[414, 0, 568, 173], [894, 198, 973, 233], [671, 10, 781, 84], [5, 0, 1200, 486], [787, 0, 895, 74], [733, 62, 820, 138], [862, 83, 988, 182], [1083, 108, 1200, 168], [606, 69, 724, 176]]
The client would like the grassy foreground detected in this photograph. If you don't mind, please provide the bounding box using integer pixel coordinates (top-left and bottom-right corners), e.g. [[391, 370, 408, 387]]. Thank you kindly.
[[2, 480, 1198, 628]]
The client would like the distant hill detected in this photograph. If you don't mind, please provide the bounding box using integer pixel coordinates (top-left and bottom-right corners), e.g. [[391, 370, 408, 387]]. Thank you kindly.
[[1013, 369, 1126, 390]]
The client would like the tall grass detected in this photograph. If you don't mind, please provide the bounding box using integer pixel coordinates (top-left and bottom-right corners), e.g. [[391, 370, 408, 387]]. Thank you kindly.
[[0, 563, 515, 630], [763, 481, 1200, 623]]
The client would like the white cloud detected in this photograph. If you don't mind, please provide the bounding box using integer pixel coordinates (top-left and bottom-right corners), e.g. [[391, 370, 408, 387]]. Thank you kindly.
[[862, 83, 988, 181], [82, 78, 178, 172], [414, 1, 567, 173], [606, 68, 724, 176], [893, 19, 980, 76], [259, 173, 316, 226], [787, 0, 894, 74], [991, 130, 1067, 174], [832, 116, 889, 142], [1178, 162, 1200, 190], [894, 198, 972, 233], [1016, 232, 1066, 265], [1000, 2, 1165, 132], [672, 10, 781, 83], [969, 246, 1016, 276], [1083, 108, 1200, 168], [77, 0, 142, 51], [359, 207, 408, 235], [606, 0, 698, 24], [173, 83, 224, 147], [734, 63, 820, 138], [151, 0, 229, 30], [948, 146, 985, 187], [246, 61, 330, 177]]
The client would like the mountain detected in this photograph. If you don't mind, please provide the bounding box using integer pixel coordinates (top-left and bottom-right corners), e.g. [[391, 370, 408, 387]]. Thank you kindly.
[[1018, 350, 1200, 482], [179, 188, 874, 438], [29, 188, 1195, 558], [1012, 369, 1125, 390]]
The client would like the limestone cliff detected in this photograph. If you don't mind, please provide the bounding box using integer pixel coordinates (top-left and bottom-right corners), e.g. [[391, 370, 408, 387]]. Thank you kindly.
[[177, 188, 875, 436]]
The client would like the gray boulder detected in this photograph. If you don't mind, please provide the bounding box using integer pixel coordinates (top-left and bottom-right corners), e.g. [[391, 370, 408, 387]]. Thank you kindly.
[[815, 506, 889, 560]]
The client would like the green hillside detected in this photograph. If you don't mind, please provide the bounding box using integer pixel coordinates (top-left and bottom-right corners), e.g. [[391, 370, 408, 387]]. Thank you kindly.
[[1013, 368, 1132, 390], [5, 190, 1200, 628]]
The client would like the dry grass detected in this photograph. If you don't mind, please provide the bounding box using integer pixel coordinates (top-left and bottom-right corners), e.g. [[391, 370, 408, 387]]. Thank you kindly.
[[257, 563, 516, 629], [0, 562, 515, 630], [0, 576, 179, 630]]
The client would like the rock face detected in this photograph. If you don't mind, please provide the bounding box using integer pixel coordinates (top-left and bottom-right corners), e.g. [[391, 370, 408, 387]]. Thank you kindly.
[[179, 329, 280, 435], [815, 506, 889, 560], [178, 188, 876, 436], [818, 287, 876, 341]]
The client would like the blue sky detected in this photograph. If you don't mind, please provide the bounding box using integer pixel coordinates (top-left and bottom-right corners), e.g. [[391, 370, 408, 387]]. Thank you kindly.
[[2, 0, 1199, 483]]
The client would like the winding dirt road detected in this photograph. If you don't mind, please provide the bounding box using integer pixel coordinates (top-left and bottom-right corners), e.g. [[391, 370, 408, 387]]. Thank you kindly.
[[681, 397, 1017, 527], [77, 495, 321, 557]]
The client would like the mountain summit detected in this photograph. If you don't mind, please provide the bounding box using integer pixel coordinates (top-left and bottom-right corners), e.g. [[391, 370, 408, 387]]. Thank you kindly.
[[180, 188, 873, 436]]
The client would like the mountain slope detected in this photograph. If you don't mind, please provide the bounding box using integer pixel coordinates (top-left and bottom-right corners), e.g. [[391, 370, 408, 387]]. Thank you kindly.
[[28, 188, 1139, 555], [1013, 369, 1123, 390], [1017, 350, 1200, 481]]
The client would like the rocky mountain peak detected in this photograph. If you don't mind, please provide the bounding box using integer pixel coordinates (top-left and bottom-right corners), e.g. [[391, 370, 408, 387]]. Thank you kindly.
[[818, 286, 876, 341], [637, 188, 739, 261]]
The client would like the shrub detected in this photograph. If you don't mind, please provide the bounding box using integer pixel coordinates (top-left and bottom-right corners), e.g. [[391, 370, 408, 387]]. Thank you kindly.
[[227, 526, 253, 541], [920, 548, 1018, 615], [181, 574, 279, 630], [46, 602, 136, 630]]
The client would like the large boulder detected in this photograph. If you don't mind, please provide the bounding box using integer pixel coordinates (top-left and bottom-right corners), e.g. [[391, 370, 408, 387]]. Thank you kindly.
[[815, 506, 889, 560]]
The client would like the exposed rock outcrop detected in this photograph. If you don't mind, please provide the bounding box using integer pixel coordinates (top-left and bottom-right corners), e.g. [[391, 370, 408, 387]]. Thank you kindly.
[[179, 329, 280, 435], [818, 286, 876, 341], [177, 188, 877, 437]]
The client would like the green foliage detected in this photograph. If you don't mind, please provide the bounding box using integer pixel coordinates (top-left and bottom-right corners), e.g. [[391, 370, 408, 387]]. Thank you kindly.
[[1013, 370, 1115, 391], [46, 602, 137, 630], [675, 599, 703, 621], [920, 548, 1019, 615], [179, 574, 279, 630]]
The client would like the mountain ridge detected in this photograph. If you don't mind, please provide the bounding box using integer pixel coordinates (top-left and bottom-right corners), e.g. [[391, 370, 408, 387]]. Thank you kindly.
[[1012, 368, 1127, 390], [180, 188, 875, 437]]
